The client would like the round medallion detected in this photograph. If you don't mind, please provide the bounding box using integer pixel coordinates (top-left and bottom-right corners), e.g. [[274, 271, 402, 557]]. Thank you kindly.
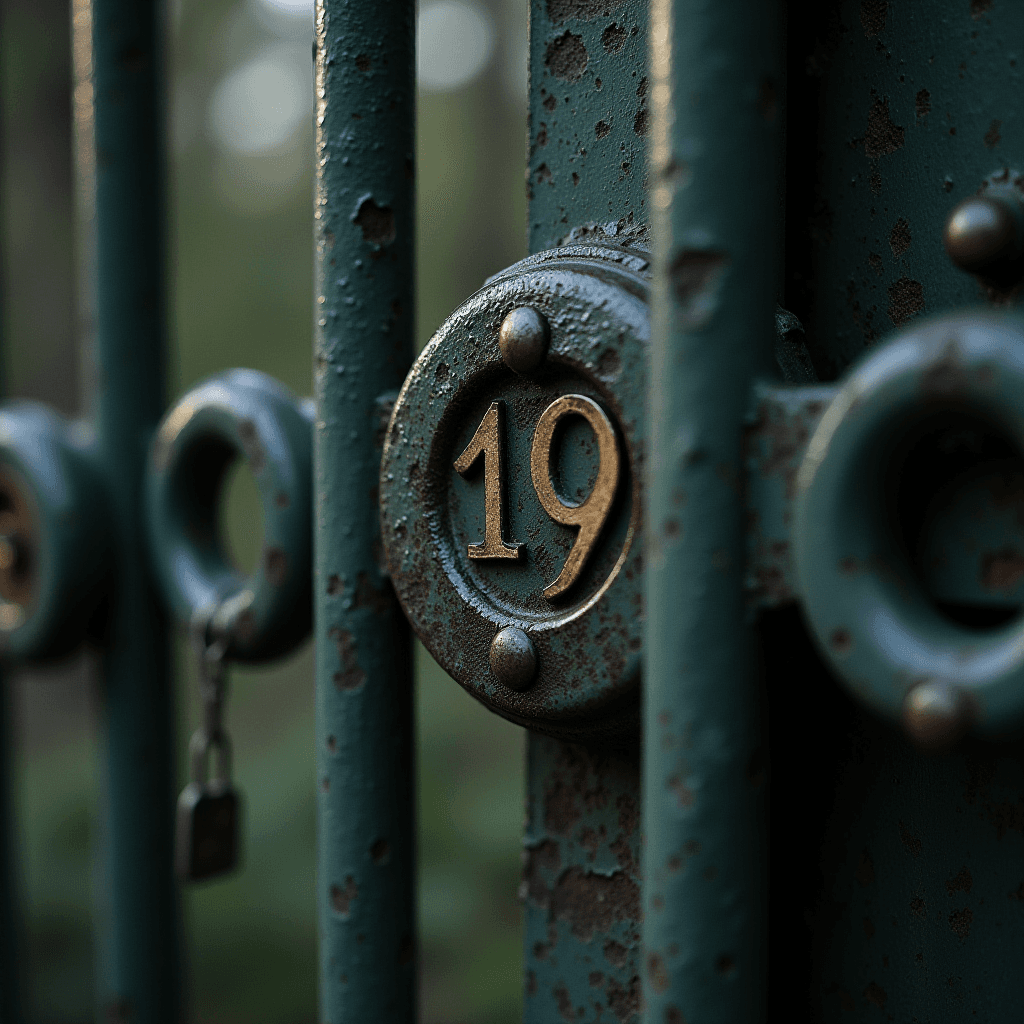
[[380, 244, 649, 738]]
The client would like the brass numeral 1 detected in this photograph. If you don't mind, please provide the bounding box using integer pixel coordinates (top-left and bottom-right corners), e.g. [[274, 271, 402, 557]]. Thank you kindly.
[[453, 400, 524, 560], [455, 394, 621, 600], [530, 395, 620, 599]]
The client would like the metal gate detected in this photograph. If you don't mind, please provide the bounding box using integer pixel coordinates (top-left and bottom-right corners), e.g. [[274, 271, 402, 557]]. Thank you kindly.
[[1, 0, 1023, 1020]]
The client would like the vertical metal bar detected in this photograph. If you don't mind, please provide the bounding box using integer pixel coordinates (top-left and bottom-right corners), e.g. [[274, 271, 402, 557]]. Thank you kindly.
[[522, 2, 650, 1020], [313, 0, 416, 1020], [644, 0, 781, 1019], [78, 0, 180, 1019]]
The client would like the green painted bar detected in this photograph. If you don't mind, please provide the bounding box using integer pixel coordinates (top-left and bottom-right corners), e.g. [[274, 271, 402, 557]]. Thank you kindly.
[[643, 0, 781, 1018], [85, 0, 180, 1018], [523, 0, 649, 1018], [313, 0, 416, 1019]]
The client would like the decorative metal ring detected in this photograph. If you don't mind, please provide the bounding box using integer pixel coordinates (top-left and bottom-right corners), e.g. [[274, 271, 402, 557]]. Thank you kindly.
[[380, 244, 649, 738], [0, 403, 112, 659], [146, 369, 313, 662], [794, 312, 1024, 738]]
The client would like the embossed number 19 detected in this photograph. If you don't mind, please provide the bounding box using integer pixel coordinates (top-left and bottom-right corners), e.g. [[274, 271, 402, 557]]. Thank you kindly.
[[454, 394, 620, 600]]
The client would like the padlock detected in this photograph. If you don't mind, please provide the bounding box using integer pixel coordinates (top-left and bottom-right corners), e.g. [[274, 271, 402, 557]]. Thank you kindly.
[[175, 729, 241, 882]]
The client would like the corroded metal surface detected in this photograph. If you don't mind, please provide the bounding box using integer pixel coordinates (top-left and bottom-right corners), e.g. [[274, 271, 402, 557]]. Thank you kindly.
[[380, 244, 649, 739], [527, 0, 649, 251], [522, 735, 641, 1024], [643, 0, 781, 1018], [313, 0, 416, 1018]]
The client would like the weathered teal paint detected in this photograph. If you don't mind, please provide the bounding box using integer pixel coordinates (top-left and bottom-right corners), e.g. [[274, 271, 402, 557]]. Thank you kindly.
[[86, 0, 181, 1018], [313, 0, 416, 1019], [528, 0, 649, 252], [644, 0, 781, 1019], [519, 0, 651, 1015], [785, 2, 1024, 375]]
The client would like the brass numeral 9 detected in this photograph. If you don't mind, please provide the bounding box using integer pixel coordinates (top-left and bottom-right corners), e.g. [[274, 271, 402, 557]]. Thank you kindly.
[[454, 394, 620, 600]]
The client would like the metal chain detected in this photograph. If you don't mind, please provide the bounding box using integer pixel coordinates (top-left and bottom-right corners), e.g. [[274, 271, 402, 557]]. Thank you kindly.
[[189, 604, 232, 752]]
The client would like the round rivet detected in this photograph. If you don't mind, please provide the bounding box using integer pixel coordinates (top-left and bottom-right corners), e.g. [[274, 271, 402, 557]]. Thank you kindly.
[[903, 680, 973, 750], [499, 306, 549, 375], [944, 194, 1023, 274], [489, 626, 537, 691]]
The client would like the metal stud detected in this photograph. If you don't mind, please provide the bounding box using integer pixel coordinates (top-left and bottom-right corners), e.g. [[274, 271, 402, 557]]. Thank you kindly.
[[944, 192, 1024, 275], [902, 679, 973, 750], [489, 625, 537, 691], [499, 306, 549, 375]]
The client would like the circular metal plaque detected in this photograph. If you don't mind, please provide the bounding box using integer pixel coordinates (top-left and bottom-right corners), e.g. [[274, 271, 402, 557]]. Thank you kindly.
[[380, 244, 649, 738]]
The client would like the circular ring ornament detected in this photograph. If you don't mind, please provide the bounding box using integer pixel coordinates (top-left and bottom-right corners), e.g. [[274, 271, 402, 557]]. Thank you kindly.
[[794, 311, 1024, 737], [0, 403, 112, 658], [147, 369, 313, 662], [380, 244, 650, 738]]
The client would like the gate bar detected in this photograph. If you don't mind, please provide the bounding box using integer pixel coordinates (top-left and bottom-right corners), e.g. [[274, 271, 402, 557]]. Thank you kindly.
[[313, 1, 417, 1020], [644, 0, 782, 1019], [81, 0, 180, 1019]]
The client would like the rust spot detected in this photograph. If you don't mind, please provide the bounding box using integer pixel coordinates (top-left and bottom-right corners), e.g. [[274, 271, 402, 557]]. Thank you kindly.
[[327, 574, 343, 596], [664, 1008, 684, 1024], [544, 93, 558, 111], [275, 490, 289, 508], [265, 546, 288, 586], [971, 0, 993, 17], [330, 876, 358, 916], [589, 971, 604, 986], [536, 125, 548, 147], [554, 984, 575, 1022], [670, 250, 730, 328], [596, 120, 611, 139], [605, 939, 628, 968], [545, 31, 588, 81], [910, 896, 926, 918], [371, 838, 391, 864], [829, 628, 852, 656], [352, 195, 396, 247], [985, 119, 1003, 148], [870, 168, 882, 195], [947, 866, 973, 895], [899, 820, 922, 857], [526, 970, 538, 996], [602, 22, 626, 52], [647, 952, 669, 993], [863, 982, 887, 1008], [328, 627, 367, 691], [536, 163, 553, 184], [887, 277, 924, 326], [868, 252, 883, 275], [668, 773, 694, 808], [321, 775, 330, 792], [855, 848, 875, 887], [355, 53, 371, 72], [860, 0, 887, 36], [949, 906, 973, 940], [633, 107, 648, 136], [326, 734, 337, 753], [864, 96, 904, 159], [981, 548, 1024, 591], [550, 867, 640, 940], [916, 88, 931, 117], [606, 975, 641, 1022], [889, 218, 911, 258]]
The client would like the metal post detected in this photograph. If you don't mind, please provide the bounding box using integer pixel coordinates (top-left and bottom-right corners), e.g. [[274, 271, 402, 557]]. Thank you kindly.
[[644, 0, 781, 1020], [522, 1, 649, 1020], [0, 675, 22, 1024], [313, 0, 417, 1020], [78, 0, 180, 1019]]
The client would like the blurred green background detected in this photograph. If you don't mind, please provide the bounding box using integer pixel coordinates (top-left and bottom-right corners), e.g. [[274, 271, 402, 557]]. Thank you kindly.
[[1, 0, 529, 1019]]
